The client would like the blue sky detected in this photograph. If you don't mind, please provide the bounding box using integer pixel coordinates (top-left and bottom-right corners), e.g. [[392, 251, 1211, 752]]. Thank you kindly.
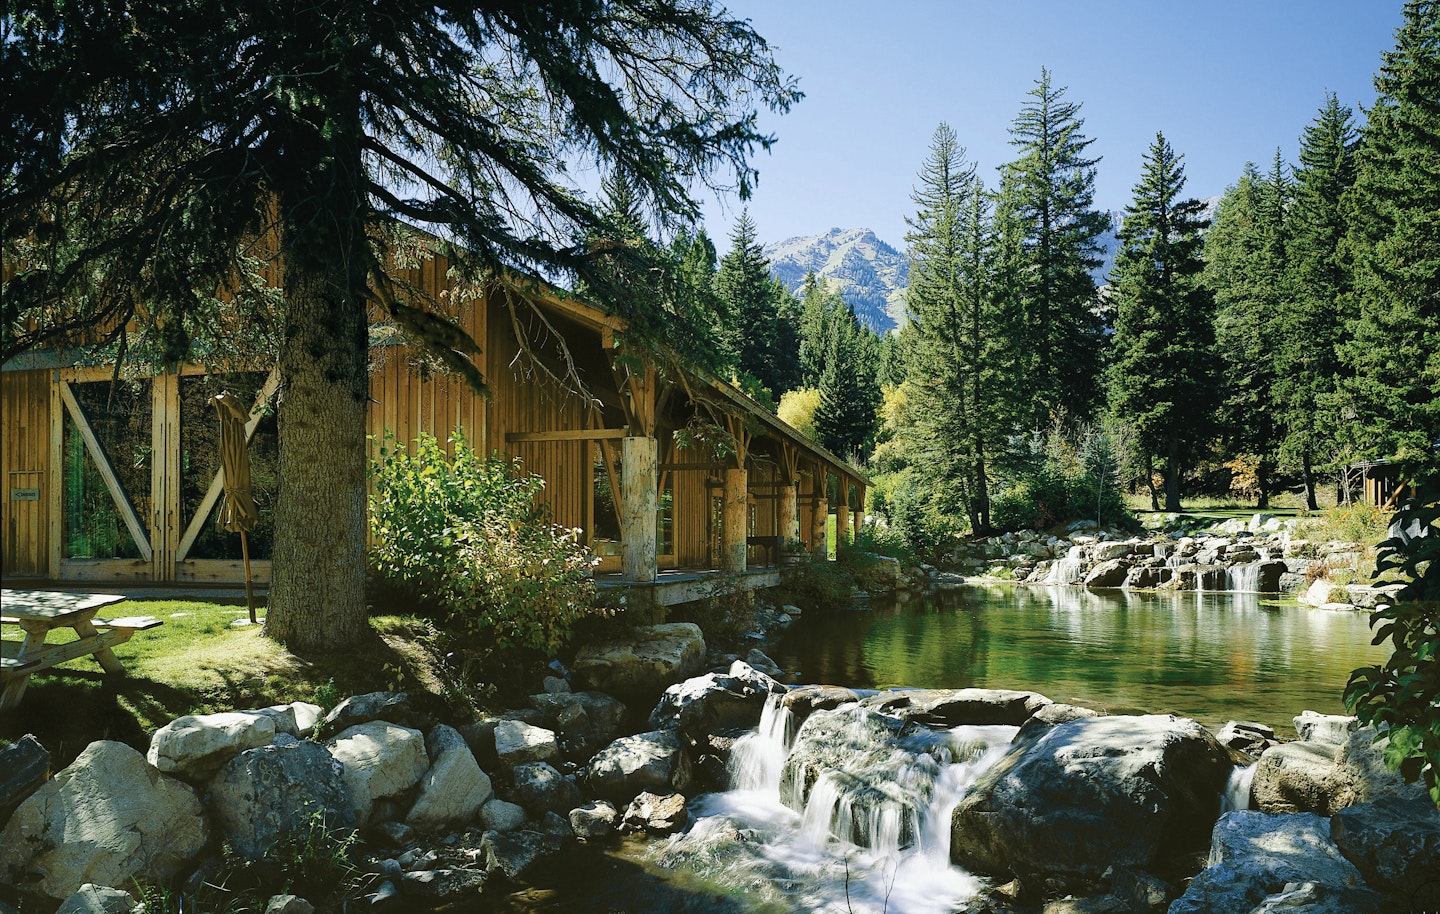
[[696, 1, 1404, 248]]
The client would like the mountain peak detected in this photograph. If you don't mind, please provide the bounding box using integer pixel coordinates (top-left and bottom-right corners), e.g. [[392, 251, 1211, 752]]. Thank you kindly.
[[763, 229, 907, 333]]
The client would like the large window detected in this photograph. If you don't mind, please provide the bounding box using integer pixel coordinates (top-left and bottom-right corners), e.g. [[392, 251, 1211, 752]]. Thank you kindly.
[[62, 379, 152, 559]]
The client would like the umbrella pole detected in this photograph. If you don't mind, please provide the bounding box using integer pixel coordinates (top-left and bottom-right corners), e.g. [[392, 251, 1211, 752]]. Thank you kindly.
[[241, 530, 257, 625]]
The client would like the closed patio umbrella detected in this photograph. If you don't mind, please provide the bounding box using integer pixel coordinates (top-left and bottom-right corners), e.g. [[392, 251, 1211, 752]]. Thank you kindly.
[[212, 391, 260, 623]]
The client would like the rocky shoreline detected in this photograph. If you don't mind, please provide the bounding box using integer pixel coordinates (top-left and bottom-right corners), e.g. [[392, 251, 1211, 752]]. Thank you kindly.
[[2, 618, 1436, 914], [886, 515, 1405, 614]]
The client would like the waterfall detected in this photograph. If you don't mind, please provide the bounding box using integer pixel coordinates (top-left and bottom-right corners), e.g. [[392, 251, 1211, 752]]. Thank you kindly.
[[1227, 562, 1262, 593], [1221, 763, 1256, 813], [731, 692, 795, 792], [1046, 545, 1088, 584], [667, 694, 1016, 914]]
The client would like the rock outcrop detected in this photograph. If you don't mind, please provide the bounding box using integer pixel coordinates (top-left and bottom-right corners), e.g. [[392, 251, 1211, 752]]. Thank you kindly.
[[950, 715, 1233, 893], [0, 741, 209, 899]]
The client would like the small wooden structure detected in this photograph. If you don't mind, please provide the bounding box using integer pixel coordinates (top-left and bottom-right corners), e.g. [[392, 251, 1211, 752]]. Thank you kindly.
[[1, 251, 865, 595], [1340, 460, 1407, 508]]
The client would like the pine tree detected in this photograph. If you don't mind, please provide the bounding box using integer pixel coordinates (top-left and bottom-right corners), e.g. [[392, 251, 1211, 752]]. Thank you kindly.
[[1207, 153, 1291, 508], [1282, 95, 1359, 509], [1339, 0, 1440, 465], [798, 272, 845, 387], [1106, 133, 1214, 512], [716, 210, 784, 398], [1000, 68, 1111, 427], [903, 123, 1010, 531], [1341, 0, 1440, 809], [814, 302, 879, 458]]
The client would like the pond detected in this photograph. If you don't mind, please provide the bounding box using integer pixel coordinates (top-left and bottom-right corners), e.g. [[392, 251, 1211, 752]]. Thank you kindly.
[[769, 583, 1391, 734], [494, 584, 1393, 914]]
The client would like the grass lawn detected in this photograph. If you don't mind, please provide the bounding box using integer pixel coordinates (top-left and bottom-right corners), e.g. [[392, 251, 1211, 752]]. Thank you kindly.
[[2, 602, 456, 767]]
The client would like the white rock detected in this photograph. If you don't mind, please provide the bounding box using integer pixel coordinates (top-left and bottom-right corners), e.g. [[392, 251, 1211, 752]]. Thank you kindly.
[[0, 741, 209, 899], [54, 884, 140, 914], [147, 711, 277, 780], [406, 725, 493, 832], [264, 895, 316, 914], [494, 719, 560, 770], [479, 798, 527, 832], [326, 721, 429, 824], [1294, 711, 1358, 745]]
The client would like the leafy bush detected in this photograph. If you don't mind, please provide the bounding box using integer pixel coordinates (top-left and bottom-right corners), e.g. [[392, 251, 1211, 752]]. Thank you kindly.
[[369, 432, 600, 656], [779, 551, 857, 610], [847, 522, 915, 566], [1345, 494, 1440, 805], [868, 467, 968, 557], [1299, 501, 1389, 548]]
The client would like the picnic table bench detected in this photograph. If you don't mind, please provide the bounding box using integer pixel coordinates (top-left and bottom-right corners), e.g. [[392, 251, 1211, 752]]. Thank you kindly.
[[0, 589, 164, 712]]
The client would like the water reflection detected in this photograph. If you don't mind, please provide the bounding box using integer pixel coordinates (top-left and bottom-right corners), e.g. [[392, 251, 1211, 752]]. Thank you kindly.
[[771, 585, 1389, 734]]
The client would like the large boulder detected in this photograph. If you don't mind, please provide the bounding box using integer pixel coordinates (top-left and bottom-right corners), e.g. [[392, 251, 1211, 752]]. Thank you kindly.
[[950, 715, 1232, 893], [572, 623, 706, 700], [325, 721, 429, 824], [147, 710, 277, 781], [621, 791, 688, 835], [1251, 741, 1347, 816], [479, 829, 562, 881], [53, 884, 141, 914], [510, 762, 582, 817], [569, 800, 619, 841], [494, 720, 561, 770], [1083, 559, 1129, 588], [1167, 811, 1366, 914], [406, 725, 493, 833], [318, 691, 426, 737], [0, 734, 50, 827], [648, 661, 784, 742], [1330, 795, 1440, 900], [781, 685, 862, 724], [0, 740, 209, 899], [208, 739, 353, 859], [587, 730, 692, 801], [1252, 725, 1431, 816]]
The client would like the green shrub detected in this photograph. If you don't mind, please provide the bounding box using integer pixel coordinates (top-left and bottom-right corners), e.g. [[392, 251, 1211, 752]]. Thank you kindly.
[[779, 551, 857, 610], [369, 432, 601, 655], [846, 523, 915, 566]]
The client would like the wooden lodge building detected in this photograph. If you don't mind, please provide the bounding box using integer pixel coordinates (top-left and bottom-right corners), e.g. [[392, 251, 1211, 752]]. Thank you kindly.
[[0, 250, 865, 606]]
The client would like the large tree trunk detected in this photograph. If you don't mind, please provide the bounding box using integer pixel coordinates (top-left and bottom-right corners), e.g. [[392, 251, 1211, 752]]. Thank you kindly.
[[975, 445, 991, 535], [1164, 436, 1182, 512], [1302, 450, 1318, 512], [1146, 451, 1160, 511], [264, 73, 372, 651], [1256, 457, 1272, 510]]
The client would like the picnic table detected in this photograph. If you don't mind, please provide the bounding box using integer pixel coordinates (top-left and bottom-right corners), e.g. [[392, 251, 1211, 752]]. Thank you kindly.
[[0, 589, 163, 712]]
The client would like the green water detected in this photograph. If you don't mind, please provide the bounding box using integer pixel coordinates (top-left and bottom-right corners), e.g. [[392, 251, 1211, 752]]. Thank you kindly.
[[770, 584, 1390, 735]]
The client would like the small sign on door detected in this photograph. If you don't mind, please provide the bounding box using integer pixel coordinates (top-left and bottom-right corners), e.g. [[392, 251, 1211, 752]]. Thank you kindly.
[[10, 488, 40, 501]]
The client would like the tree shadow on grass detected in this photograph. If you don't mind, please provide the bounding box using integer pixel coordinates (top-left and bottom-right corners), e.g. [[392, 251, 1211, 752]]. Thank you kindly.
[[2, 629, 452, 768]]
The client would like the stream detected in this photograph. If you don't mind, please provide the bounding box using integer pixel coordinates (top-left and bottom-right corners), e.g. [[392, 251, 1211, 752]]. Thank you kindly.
[[495, 585, 1390, 913]]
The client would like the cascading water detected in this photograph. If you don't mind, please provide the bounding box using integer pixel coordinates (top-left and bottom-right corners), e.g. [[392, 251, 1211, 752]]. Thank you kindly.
[[658, 695, 1017, 914], [1227, 562, 1262, 593], [1221, 763, 1256, 813], [1046, 545, 1088, 584]]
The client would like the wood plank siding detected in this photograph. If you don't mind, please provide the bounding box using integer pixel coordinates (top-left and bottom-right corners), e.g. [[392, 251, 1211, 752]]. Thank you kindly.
[[2, 247, 862, 587]]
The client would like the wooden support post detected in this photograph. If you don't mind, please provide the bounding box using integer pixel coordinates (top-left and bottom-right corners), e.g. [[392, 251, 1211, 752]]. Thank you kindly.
[[854, 485, 865, 541], [811, 495, 828, 559], [621, 436, 658, 583], [721, 467, 748, 572], [836, 498, 850, 549], [778, 484, 798, 560]]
